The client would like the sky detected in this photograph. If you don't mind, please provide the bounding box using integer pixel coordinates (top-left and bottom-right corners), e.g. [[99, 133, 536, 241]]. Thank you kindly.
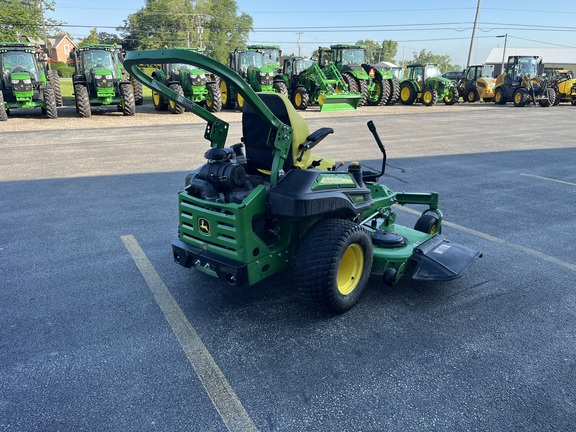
[[47, 0, 576, 68]]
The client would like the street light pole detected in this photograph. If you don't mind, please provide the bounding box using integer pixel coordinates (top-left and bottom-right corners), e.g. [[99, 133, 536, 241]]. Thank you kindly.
[[497, 34, 508, 74]]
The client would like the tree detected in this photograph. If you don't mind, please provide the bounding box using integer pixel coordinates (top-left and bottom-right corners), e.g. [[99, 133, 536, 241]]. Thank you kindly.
[[356, 39, 381, 64], [0, 0, 63, 41], [78, 27, 99, 47], [120, 0, 252, 63], [97, 32, 122, 45], [380, 39, 398, 63], [412, 49, 453, 72]]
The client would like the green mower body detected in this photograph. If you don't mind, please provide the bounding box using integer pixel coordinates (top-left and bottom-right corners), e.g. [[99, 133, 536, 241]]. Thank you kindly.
[[124, 49, 481, 314]]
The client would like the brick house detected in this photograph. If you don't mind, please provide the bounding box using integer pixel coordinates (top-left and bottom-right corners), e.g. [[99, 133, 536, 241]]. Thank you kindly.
[[27, 35, 77, 63]]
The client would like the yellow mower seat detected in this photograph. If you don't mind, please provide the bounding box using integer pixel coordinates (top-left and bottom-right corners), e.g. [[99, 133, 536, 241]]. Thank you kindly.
[[242, 93, 335, 174]]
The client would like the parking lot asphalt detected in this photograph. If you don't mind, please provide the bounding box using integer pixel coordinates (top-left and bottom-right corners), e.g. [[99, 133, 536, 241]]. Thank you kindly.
[[1, 103, 576, 431]]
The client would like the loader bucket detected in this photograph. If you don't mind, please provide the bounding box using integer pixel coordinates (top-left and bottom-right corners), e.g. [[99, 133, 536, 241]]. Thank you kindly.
[[317, 93, 361, 112]]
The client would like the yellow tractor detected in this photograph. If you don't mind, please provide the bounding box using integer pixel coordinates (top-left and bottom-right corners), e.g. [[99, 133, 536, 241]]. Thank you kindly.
[[549, 70, 576, 105], [460, 65, 496, 103]]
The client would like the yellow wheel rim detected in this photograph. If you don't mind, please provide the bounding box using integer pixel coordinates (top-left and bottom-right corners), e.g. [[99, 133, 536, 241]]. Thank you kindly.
[[337, 244, 364, 295], [495, 91, 501, 103], [220, 81, 228, 105], [152, 91, 160, 105], [515, 92, 522, 104], [295, 92, 302, 107], [401, 86, 411, 101], [423, 91, 432, 104]]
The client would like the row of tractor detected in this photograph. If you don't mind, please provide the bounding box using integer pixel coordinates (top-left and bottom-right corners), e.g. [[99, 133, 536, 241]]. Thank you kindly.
[[3, 42, 575, 122]]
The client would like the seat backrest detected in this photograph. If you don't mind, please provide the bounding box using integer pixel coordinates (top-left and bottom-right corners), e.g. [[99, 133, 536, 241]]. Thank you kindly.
[[242, 93, 311, 174]]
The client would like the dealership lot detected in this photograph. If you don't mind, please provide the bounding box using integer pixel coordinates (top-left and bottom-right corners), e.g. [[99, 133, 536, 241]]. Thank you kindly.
[[1, 103, 575, 431]]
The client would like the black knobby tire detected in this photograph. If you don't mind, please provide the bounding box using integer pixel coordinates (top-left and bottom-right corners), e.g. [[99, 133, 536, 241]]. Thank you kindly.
[[292, 86, 309, 110], [43, 87, 58, 119], [120, 83, 135, 116], [494, 87, 507, 105], [422, 87, 438, 106], [553, 91, 562, 106], [294, 219, 373, 314], [414, 214, 441, 235], [47, 70, 63, 107], [539, 88, 555, 107], [74, 83, 91, 117], [132, 78, 143, 105], [169, 83, 185, 114], [368, 75, 389, 106], [273, 81, 289, 97], [0, 91, 8, 121], [513, 88, 529, 107], [466, 88, 480, 103], [444, 88, 458, 105], [356, 78, 368, 106], [400, 82, 417, 105], [205, 82, 222, 112], [342, 72, 358, 95], [386, 76, 400, 105], [220, 80, 235, 109]]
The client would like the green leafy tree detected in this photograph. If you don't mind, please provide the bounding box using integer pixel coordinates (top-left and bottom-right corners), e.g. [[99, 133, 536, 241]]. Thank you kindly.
[[380, 39, 398, 63], [78, 27, 99, 46], [120, 0, 252, 64], [356, 39, 380, 64], [97, 32, 122, 45], [0, 0, 63, 41], [412, 49, 453, 72]]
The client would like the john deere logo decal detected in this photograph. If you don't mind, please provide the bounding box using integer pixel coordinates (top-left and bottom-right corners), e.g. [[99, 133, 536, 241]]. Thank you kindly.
[[198, 218, 211, 235]]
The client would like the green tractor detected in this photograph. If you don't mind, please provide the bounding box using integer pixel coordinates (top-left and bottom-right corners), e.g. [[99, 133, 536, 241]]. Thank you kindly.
[[151, 47, 222, 114], [399, 63, 459, 106], [317, 44, 400, 106], [220, 48, 287, 110], [277, 56, 360, 112], [0, 42, 58, 121], [247, 44, 282, 71], [124, 49, 481, 315], [70, 44, 135, 118], [493, 56, 555, 107]]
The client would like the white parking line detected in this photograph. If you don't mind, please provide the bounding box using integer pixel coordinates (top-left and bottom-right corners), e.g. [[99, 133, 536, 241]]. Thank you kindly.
[[396, 207, 576, 272], [521, 173, 576, 187], [121, 235, 259, 432]]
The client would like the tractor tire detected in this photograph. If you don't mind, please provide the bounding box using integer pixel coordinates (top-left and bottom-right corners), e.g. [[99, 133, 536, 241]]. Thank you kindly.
[[132, 78, 143, 105], [539, 88, 555, 107], [513, 88, 529, 107], [294, 219, 373, 314], [120, 83, 135, 116], [341, 72, 357, 95], [273, 81, 289, 97], [422, 87, 438, 106], [356, 79, 368, 106], [444, 88, 459, 105], [205, 82, 222, 112], [368, 75, 388, 106], [466, 88, 480, 103], [152, 90, 168, 111], [220, 80, 235, 109], [43, 87, 58, 119], [553, 92, 562, 106], [0, 91, 8, 121], [385, 76, 400, 105], [292, 86, 309, 110], [414, 214, 441, 235], [494, 87, 507, 105], [47, 70, 63, 107], [169, 83, 185, 114], [400, 82, 417, 105], [74, 83, 91, 118]]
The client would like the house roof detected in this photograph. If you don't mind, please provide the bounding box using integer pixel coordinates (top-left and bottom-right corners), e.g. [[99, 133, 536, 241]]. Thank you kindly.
[[25, 35, 77, 49], [486, 47, 576, 65]]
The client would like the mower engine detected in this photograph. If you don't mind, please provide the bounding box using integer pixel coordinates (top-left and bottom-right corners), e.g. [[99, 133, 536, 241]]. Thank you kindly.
[[186, 143, 257, 204]]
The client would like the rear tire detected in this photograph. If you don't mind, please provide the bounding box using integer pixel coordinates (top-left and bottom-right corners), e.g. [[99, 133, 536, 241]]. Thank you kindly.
[[400, 82, 417, 105], [386, 76, 400, 105], [294, 219, 373, 314], [0, 91, 8, 121], [273, 81, 288, 97], [221, 80, 235, 109], [205, 82, 222, 112], [342, 72, 357, 95], [47, 70, 63, 107], [120, 83, 135, 116], [43, 87, 58, 119], [74, 83, 91, 117], [169, 83, 185, 114], [132, 78, 143, 105]]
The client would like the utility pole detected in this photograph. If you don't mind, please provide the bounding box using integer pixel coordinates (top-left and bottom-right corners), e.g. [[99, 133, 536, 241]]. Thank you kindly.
[[296, 32, 302, 56], [466, 0, 481, 68], [497, 34, 508, 75]]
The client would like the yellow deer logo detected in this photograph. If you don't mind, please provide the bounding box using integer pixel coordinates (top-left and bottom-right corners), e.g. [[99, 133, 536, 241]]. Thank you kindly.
[[198, 218, 211, 235]]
